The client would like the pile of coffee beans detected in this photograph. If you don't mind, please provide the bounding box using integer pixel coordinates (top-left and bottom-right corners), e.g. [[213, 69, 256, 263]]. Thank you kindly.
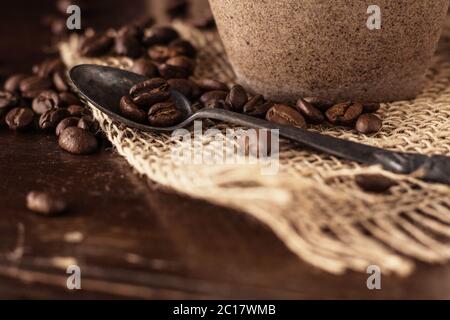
[[0, 56, 101, 155]]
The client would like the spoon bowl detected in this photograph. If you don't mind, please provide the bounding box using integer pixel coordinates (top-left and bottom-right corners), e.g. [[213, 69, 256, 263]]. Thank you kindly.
[[69, 64, 194, 131]]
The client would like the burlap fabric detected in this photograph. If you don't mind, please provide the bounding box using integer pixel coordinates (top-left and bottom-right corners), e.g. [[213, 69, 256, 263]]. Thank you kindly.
[[60, 19, 450, 276]]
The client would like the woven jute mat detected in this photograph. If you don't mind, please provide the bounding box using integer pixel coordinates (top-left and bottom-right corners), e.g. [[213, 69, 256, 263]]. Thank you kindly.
[[60, 19, 450, 276]]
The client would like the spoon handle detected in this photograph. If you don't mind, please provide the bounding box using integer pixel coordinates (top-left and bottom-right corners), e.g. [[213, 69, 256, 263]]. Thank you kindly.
[[194, 108, 450, 186]]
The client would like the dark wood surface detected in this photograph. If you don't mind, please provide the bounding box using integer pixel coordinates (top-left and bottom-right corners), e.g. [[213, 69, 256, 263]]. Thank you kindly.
[[1, 1, 450, 299]]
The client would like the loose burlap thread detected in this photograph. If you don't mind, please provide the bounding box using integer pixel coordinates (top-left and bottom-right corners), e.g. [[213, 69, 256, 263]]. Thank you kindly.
[[60, 20, 450, 276]]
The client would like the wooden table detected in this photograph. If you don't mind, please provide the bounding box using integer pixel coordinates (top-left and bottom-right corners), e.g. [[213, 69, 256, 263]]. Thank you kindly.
[[1, 1, 449, 299]]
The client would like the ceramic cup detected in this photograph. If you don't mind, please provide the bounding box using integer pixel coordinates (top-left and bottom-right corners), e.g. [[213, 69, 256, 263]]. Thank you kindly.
[[209, 0, 449, 102]]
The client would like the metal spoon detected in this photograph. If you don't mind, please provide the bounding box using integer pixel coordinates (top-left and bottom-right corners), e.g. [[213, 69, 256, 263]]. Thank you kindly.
[[70, 64, 450, 186]]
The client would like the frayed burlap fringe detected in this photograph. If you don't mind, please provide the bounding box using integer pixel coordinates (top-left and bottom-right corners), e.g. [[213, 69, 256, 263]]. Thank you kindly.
[[60, 20, 450, 276]]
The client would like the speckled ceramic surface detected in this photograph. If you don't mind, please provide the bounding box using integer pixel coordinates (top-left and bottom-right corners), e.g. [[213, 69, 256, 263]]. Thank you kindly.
[[209, 0, 449, 103]]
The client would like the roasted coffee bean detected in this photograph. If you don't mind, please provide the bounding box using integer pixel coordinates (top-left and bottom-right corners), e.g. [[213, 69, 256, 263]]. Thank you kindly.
[[199, 90, 228, 107], [296, 98, 325, 124], [143, 26, 179, 46], [78, 115, 99, 133], [39, 108, 70, 132], [50, 17, 68, 36], [0, 90, 19, 109], [5, 107, 34, 130], [32, 90, 60, 114], [303, 96, 334, 111], [168, 39, 197, 58], [130, 78, 171, 107], [32, 58, 64, 77], [361, 102, 381, 113], [326, 102, 363, 126], [4, 74, 29, 92], [244, 96, 273, 118], [59, 92, 80, 107], [79, 32, 114, 57], [59, 127, 98, 155], [167, 79, 200, 100], [355, 174, 396, 193], [52, 71, 69, 92], [356, 113, 382, 134], [131, 58, 159, 78], [188, 14, 215, 29], [26, 191, 67, 216], [115, 26, 142, 58], [119, 96, 147, 123], [130, 78, 167, 96], [20, 76, 53, 94], [196, 78, 228, 92], [266, 104, 306, 128], [166, 56, 195, 73], [67, 105, 86, 117], [166, 0, 188, 18], [158, 63, 191, 79], [204, 99, 228, 109], [148, 101, 183, 127], [226, 85, 248, 112], [56, 117, 80, 136], [147, 45, 173, 62]]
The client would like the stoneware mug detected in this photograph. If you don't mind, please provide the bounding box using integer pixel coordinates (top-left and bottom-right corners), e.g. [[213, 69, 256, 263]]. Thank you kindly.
[[209, 0, 449, 103]]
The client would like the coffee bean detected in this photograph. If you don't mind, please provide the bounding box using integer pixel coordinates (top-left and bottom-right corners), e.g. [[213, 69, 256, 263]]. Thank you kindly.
[[59, 92, 80, 107], [326, 102, 363, 126], [130, 78, 167, 96], [130, 78, 171, 107], [167, 78, 200, 100], [266, 104, 306, 128], [143, 26, 179, 46], [131, 58, 159, 78], [166, 0, 188, 18], [168, 39, 197, 58], [356, 113, 382, 134], [296, 98, 325, 124], [39, 108, 70, 132], [67, 105, 86, 117], [189, 14, 215, 29], [59, 127, 98, 155], [115, 26, 142, 58], [0, 90, 19, 109], [20, 76, 53, 94], [32, 58, 64, 78], [119, 96, 147, 123], [166, 56, 195, 74], [5, 108, 35, 130], [196, 78, 228, 92], [52, 71, 69, 92], [148, 101, 183, 127], [303, 96, 334, 111], [32, 90, 60, 114], [199, 90, 228, 107], [49, 17, 68, 36], [147, 45, 173, 62], [204, 99, 228, 109], [26, 191, 67, 216], [56, 117, 80, 136], [79, 32, 114, 57], [355, 174, 396, 193], [244, 96, 273, 118], [226, 85, 248, 112], [158, 63, 191, 79], [78, 115, 99, 133], [361, 102, 381, 113], [4, 74, 29, 92]]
